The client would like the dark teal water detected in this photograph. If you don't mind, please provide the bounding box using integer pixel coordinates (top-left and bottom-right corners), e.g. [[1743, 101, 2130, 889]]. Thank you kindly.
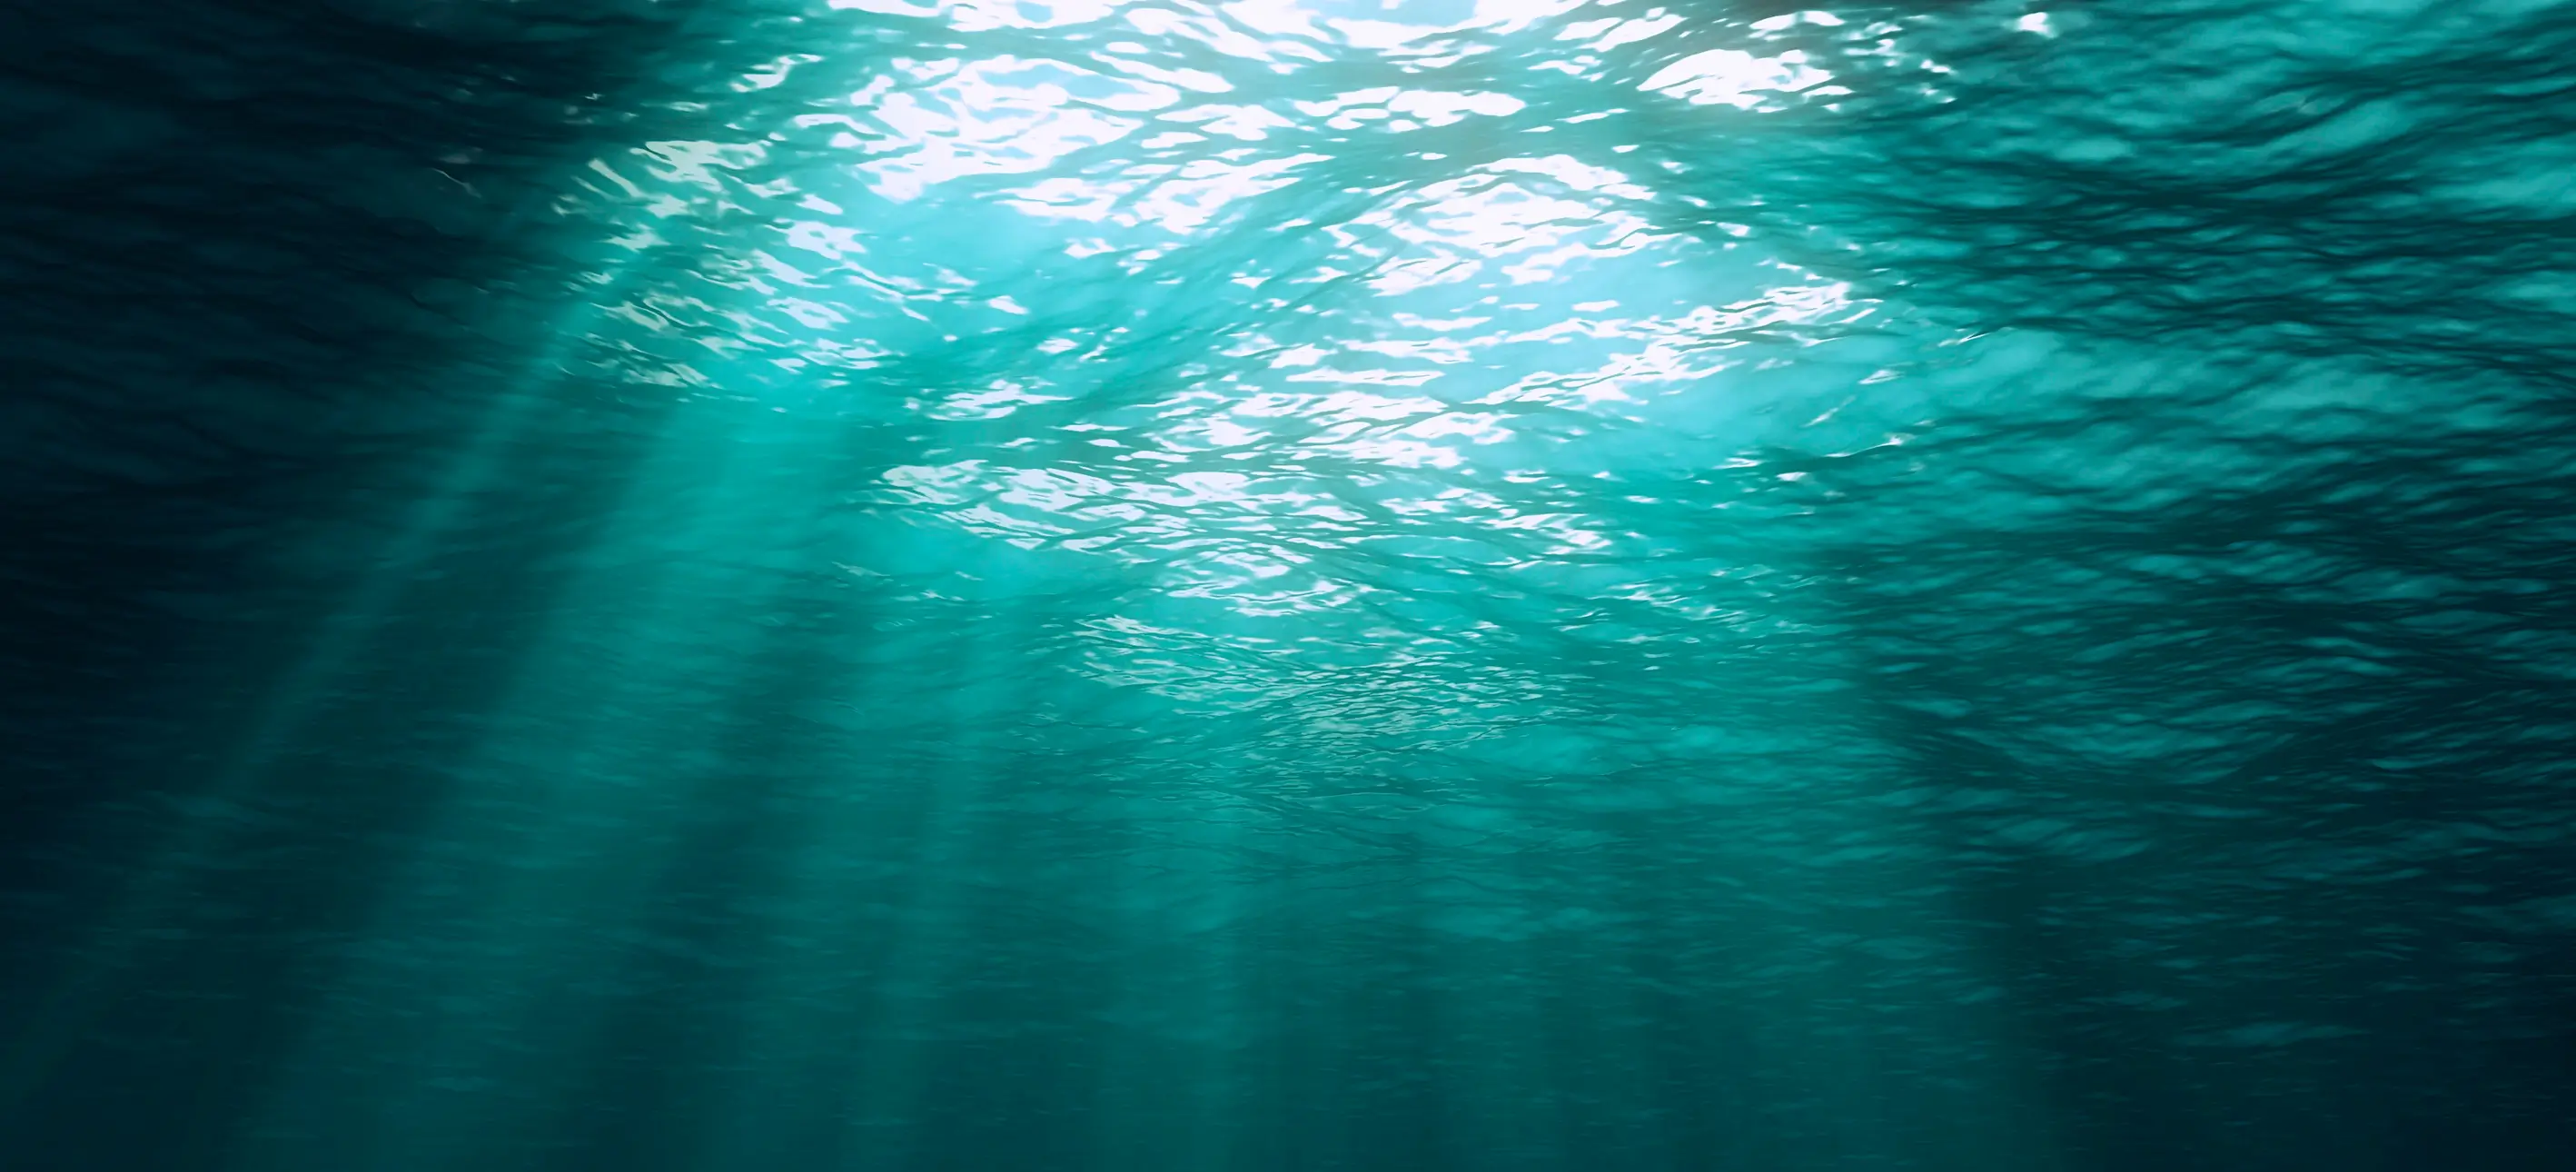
[[5, 1, 2574, 1169]]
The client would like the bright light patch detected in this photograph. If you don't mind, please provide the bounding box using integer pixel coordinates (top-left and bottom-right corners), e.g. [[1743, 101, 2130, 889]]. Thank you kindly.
[[858, 57, 1156, 200], [1640, 49, 1831, 109]]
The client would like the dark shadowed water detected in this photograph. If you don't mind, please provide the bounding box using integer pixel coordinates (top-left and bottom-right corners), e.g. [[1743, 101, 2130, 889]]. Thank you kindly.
[[5, 1, 2574, 1169]]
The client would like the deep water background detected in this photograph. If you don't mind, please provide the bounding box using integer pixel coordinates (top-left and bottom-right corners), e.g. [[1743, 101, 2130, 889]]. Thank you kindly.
[[5, 1, 2574, 1169]]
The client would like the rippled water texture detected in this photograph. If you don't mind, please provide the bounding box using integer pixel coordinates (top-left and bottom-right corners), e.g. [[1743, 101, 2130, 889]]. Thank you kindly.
[[5, 1, 2575, 1169]]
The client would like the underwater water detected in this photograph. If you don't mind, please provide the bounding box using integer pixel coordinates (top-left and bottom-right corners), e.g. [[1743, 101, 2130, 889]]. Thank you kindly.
[[5, 0, 2575, 1168]]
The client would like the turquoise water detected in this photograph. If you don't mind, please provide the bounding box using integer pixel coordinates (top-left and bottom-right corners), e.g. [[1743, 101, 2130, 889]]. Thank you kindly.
[[4, 1, 2574, 1168]]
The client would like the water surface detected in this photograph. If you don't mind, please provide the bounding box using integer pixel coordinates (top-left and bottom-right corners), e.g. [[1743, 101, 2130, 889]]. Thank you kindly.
[[4, 1, 2574, 1169]]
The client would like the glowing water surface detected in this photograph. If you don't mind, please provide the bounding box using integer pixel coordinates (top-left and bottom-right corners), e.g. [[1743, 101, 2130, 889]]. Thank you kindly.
[[9, 0, 2576, 1168]]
